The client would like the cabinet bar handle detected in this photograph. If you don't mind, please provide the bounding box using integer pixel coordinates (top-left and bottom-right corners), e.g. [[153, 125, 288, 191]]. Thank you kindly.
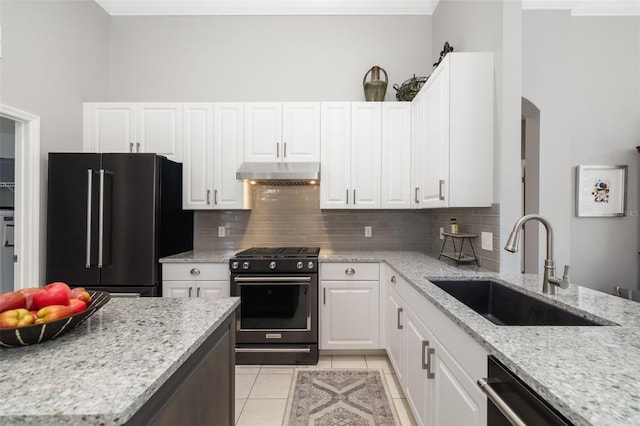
[[277, 142, 280, 158], [346, 189, 349, 205], [85, 170, 93, 268], [206, 190, 211, 205], [214, 189, 218, 205], [284, 142, 287, 158], [129, 142, 134, 153], [188, 287, 192, 297], [136, 142, 140, 153], [415, 187, 420, 203], [438, 180, 445, 201], [397, 307, 403, 330], [196, 287, 201, 297], [353, 189, 356, 205], [323, 288, 326, 305], [426, 345, 435, 378], [97, 169, 105, 268], [478, 379, 527, 426], [422, 340, 429, 369]]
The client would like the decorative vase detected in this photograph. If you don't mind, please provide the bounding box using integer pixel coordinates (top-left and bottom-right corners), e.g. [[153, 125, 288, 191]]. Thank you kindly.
[[363, 66, 388, 101]]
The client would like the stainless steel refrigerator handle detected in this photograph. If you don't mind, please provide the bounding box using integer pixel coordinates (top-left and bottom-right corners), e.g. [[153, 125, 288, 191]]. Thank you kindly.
[[478, 378, 527, 426], [234, 276, 311, 283], [98, 169, 105, 268], [235, 347, 311, 354], [85, 169, 93, 268], [439, 179, 445, 200]]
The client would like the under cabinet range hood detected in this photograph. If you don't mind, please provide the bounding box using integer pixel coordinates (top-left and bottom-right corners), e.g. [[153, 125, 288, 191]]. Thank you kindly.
[[236, 162, 320, 185]]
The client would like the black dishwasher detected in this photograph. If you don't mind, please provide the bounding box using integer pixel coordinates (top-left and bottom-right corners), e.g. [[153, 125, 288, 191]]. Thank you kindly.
[[478, 356, 573, 426]]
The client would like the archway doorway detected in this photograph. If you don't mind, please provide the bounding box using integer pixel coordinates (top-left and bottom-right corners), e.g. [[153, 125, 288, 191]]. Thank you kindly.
[[522, 97, 540, 274], [0, 104, 41, 290]]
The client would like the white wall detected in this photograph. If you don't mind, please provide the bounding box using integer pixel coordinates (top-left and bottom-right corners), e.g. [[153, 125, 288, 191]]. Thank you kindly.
[[107, 15, 432, 101], [0, 0, 110, 283], [523, 12, 640, 292], [431, 0, 523, 274]]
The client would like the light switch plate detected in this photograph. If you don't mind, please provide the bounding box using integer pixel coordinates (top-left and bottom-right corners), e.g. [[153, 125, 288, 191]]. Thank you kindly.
[[364, 226, 372, 237], [218, 226, 226, 237], [481, 232, 493, 251]]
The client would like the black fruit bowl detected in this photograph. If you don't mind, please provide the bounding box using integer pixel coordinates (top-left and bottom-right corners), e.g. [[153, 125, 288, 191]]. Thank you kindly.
[[0, 291, 111, 348]]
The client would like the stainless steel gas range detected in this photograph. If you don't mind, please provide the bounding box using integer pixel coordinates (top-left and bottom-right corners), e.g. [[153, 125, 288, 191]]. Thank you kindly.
[[230, 247, 319, 365]]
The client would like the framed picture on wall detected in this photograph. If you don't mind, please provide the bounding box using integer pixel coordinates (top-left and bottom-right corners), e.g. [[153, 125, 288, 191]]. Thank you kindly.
[[576, 165, 628, 217]]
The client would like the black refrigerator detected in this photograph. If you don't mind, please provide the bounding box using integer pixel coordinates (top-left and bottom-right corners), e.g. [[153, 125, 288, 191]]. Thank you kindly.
[[46, 153, 193, 296]]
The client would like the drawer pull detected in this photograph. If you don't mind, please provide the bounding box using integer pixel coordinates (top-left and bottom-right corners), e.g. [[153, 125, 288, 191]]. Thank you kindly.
[[345, 267, 356, 275], [190, 268, 200, 276]]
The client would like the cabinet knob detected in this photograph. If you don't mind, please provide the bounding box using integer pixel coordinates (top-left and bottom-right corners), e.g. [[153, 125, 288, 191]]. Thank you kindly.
[[345, 267, 355, 275], [391, 275, 397, 284], [190, 268, 200, 276]]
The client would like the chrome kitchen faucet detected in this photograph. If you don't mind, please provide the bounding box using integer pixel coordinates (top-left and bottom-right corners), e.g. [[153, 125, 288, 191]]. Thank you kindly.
[[504, 214, 570, 295]]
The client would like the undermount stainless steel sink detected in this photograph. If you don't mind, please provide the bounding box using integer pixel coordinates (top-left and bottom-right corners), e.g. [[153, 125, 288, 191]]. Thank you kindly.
[[429, 279, 607, 326]]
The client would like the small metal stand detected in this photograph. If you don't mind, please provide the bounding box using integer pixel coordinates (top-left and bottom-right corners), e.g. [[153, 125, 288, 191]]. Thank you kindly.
[[438, 232, 480, 266]]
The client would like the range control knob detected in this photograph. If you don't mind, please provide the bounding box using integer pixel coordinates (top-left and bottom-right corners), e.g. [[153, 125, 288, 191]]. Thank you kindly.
[[296, 261, 303, 270], [269, 261, 277, 270], [307, 261, 315, 270], [231, 261, 239, 270], [242, 262, 250, 270]]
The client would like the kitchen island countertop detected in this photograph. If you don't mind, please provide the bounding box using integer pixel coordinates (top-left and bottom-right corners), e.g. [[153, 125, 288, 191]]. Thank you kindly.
[[0, 296, 240, 425], [163, 249, 640, 426]]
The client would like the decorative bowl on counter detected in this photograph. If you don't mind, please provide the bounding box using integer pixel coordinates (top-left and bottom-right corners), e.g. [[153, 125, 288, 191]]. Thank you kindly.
[[0, 291, 111, 348]]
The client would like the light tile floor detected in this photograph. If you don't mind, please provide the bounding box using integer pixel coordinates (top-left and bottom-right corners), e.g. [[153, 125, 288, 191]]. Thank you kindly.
[[235, 354, 418, 425]]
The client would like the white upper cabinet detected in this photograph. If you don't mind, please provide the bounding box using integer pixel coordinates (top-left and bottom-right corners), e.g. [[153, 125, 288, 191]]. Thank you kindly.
[[182, 102, 249, 210], [182, 103, 213, 209], [213, 103, 250, 209], [320, 102, 382, 209], [381, 102, 412, 209], [411, 52, 494, 209], [83, 102, 183, 162], [350, 102, 382, 208], [320, 102, 351, 208], [244, 102, 320, 163]]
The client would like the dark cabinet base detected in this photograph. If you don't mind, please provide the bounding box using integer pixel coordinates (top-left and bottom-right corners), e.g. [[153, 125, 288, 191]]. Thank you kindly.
[[127, 312, 236, 426]]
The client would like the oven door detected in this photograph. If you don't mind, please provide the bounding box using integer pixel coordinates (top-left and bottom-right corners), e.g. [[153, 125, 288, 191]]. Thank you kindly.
[[231, 274, 318, 344]]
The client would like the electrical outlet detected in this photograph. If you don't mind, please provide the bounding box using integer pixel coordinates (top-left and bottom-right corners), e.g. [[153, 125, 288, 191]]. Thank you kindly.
[[481, 232, 493, 251], [364, 226, 372, 237], [218, 226, 226, 237], [440, 227, 444, 240]]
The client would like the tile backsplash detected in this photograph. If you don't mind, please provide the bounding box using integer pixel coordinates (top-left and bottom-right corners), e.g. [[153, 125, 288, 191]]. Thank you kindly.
[[194, 185, 500, 271]]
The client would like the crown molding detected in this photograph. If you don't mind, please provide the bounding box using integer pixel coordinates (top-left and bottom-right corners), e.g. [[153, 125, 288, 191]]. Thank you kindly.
[[523, 0, 640, 16], [95, 0, 639, 17], [95, 0, 440, 16]]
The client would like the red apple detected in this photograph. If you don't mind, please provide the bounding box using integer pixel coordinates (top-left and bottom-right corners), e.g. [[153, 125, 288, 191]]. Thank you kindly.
[[33, 282, 71, 310]]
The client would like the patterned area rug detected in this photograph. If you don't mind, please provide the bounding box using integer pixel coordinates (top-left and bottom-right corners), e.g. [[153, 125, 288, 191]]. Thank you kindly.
[[284, 369, 399, 426]]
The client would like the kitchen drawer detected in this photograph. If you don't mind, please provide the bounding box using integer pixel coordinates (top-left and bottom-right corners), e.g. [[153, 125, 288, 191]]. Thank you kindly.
[[320, 263, 379, 281], [162, 263, 229, 281]]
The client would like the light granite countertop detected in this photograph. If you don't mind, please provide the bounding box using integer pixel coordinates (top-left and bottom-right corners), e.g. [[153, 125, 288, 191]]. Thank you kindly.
[[163, 249, 640, 426], [0, 296, 240, 426]]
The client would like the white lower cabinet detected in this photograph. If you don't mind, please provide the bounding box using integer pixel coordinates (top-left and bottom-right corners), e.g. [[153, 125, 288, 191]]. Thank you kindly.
[[319, 263, 380, 350], [382, 265, 487, 426], [162, 263, 230, 298]]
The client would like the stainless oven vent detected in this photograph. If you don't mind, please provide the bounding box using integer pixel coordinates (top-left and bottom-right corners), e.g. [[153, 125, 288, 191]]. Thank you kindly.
[[236, 162, 320, 185]]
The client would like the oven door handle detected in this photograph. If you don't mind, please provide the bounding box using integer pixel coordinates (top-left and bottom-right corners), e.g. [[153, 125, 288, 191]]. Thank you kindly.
[[233, 276, 312, 283]]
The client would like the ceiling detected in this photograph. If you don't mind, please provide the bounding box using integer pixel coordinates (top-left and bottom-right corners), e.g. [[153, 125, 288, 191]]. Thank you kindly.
[[95, 0, 640, 16]]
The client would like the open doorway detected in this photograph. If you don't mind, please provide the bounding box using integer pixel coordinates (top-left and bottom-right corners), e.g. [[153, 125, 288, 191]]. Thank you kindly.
[[0, 117, 16, 293], [522, 97, 541, 274], [0, 104, 41, 291]]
